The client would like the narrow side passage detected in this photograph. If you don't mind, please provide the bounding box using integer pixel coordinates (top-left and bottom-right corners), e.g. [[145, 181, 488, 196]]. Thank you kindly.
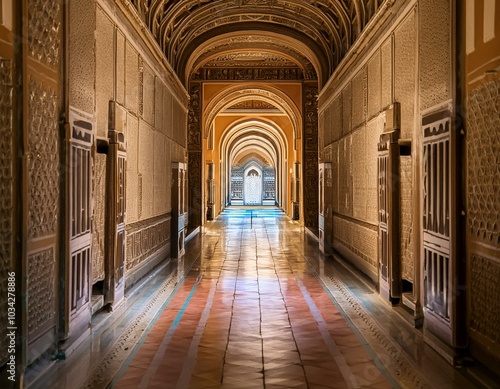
[[113, 208, 393, 389]]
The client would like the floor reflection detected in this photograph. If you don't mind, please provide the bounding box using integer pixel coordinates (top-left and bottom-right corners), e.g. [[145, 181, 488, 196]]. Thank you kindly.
[[27, 206, 481, 389]]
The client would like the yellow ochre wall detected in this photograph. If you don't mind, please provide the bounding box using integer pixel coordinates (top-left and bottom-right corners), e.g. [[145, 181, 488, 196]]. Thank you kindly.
[[202, 82, 303, 219]]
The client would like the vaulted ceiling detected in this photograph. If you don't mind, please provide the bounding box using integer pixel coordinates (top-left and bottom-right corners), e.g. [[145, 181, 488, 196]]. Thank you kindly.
[[129, 0, 385, 87]]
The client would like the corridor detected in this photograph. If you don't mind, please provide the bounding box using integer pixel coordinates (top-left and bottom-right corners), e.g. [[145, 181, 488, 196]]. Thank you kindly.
[[27, 208, 483, 389]]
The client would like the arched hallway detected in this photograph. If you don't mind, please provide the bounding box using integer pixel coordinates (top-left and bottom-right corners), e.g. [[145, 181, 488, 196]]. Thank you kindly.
[[27, 209, 484, 388], [1, 0, 500, 387]]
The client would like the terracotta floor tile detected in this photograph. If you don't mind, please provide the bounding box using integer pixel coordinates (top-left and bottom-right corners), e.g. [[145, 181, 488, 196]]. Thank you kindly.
[[105, 208, 398, 389], [114, 365, 147, 389]]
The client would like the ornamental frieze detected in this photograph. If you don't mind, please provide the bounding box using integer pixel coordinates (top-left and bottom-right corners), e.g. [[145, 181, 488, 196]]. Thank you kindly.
[[192, 67, 303, 81]]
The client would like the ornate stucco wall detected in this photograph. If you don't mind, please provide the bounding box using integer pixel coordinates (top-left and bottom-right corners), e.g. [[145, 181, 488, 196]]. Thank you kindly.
[[92, 1, 188, 284], [319, 2, 415, 282], [463, 0, 500, 370]]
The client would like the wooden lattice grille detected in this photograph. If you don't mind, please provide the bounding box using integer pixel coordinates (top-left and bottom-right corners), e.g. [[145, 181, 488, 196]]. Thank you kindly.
[[422, 117, 451, 321]]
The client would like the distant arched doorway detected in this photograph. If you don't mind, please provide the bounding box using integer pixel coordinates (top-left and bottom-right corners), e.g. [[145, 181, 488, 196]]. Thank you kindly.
[[244, 167, 262, 205]]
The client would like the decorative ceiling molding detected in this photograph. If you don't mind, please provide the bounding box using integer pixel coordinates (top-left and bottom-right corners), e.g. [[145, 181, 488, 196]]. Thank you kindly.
[[185, 31, 320, 84], [186, 30, 322, 82], [128, 0, 385, 86]]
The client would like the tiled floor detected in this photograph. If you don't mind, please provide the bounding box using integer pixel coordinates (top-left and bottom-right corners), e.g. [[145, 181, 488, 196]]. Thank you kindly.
[[27, 207, 488, 389], [114, 208, 391, 388]]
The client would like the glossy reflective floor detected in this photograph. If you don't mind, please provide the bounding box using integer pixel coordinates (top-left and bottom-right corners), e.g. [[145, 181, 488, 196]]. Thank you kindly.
[[28, 207, 487, 389]]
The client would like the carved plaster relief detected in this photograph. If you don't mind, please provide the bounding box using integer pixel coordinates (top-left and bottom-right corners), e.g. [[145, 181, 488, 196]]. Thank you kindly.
[[28, 248, 56, 334], [467, 79, 500, 245], [143, 64, 156, 126], [127, 0, 394, 82], [394, 11, 416, 140], [470, 254, 500, 343], [96, 7, 115, 138], [228, 100, 276, 110], [28, 0, 60, 66], [126, 215, 171, 272], [419, 0, 451, 111], [138, 120, 155, 219], [367, 50, 381, 119], [352, 68, 367, 129], [332, 95, 343, 142], [28, 78, 59, 240], [381, 38, 393, 110], [127, 114, 139, 223], [154, 131, 168, 215], [205, 52, 298, 67], [188, 83, 201, 149], [155, 77, 164, 132], [194, 67, 303, 81], [352, 127, 366, 220], [342, 84, 352, 137], [464, 75, 499, 356], [69, 0, 95, 114], [188, 151, 203, 227], [304, 86, 318, 150], [333, 216, 378, 269], [400, 155, 413, 282], [304, 151, 319, 228], [191, 39, 317, 80], [125, 42, 139, 115], [92, 154, 106, 283]]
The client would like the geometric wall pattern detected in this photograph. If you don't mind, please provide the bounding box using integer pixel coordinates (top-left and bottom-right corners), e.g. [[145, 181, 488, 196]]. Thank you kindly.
[[467, 79, 500, 245], [27, 78, 60, 240], [92, 154, 106, 283], [467, 78, 500, 345], [28, 248, 56, 334], [400, 156, 414, 282], [28, 0, 61, 66], [126, 214, 171, 272], [470, 254, 500, 343]]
